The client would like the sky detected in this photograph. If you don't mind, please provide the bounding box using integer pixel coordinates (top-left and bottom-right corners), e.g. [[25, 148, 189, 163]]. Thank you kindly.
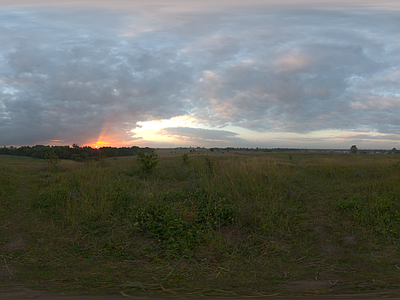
[[1, 0, 400, 149]]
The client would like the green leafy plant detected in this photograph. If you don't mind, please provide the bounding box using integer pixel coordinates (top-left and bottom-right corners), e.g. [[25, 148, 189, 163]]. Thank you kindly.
[[137, 149, 158, 172], [335, 193, 400, 237], [130, 189, 236, 257], [98, 154, 107, 167], [44, 150, 59, 168], [182, 153, 189, 165], [205, 157, 213, 175]]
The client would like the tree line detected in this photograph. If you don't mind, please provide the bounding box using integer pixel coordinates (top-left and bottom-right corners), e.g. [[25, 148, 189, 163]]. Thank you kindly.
[[0, 144, 147, 161]]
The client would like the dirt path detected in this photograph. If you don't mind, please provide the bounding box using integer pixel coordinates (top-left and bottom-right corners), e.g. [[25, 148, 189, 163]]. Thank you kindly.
[[1, 285, 400, 300]]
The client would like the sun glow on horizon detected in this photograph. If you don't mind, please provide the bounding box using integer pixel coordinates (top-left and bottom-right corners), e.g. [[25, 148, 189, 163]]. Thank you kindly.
[[132, 115, 200, 143]]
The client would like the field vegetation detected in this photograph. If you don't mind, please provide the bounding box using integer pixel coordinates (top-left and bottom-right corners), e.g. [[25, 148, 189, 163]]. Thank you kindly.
[[1, 151, 400, 296]]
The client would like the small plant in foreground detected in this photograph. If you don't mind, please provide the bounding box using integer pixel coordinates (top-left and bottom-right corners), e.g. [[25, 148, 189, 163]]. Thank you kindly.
[[44, 150, 59, 168], [182, 153, 189, 165], [137, 149, 158, 171], [130, 189, 236, 257], [205, 157, 213, 174], [98, 155, 107, 167]]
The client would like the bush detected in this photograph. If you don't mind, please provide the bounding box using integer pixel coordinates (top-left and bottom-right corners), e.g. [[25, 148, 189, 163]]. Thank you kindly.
[[44, 150, 59, 168], [130, 189, 236, 257], [182, 153, 189, 165], [74, 157, 84, 162], [137, 149, 158, 172]]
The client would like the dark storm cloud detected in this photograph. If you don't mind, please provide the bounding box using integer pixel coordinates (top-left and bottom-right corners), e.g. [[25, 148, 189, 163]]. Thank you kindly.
[[1, 2, 400, 145]]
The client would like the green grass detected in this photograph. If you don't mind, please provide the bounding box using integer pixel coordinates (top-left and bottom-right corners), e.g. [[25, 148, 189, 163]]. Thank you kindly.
[[1, 152, 400, 296]]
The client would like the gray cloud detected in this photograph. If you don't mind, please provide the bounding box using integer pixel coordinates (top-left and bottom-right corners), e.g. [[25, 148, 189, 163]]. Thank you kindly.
[[159, 127, 248, 147], [340, 133, 400, 141], [1, 2, 400, 146]]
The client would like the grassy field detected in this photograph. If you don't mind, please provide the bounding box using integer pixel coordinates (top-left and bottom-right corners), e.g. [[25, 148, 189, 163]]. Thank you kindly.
[[1, 151, 400, 296]]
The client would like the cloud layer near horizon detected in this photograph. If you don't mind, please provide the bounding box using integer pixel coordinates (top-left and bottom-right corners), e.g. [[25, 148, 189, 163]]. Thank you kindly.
[[1, 1, 400, 147]]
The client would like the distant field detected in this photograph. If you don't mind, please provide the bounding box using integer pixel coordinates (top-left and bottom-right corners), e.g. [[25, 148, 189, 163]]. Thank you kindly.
[[155, 147, 222, 156], [1, 152, 400, 296]]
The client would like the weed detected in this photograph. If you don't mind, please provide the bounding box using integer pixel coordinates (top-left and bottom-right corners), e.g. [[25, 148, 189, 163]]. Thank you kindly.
[[137, 149, 158, 172], [129, 189, 236, 257], [182, 178, 201, 191], [204, 157, 213, 175], [0, 166, 19, 197], [98, 155, 107, 167], [44, 150, 59, 169], [182, 153, 189, 165], [336, 193, 400, 238]]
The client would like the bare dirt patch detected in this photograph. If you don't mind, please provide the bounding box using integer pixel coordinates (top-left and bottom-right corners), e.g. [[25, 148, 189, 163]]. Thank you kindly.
[[279, 279, 335, 291], [4, 236, 25, 252], [0, 286, 43, 299], [322, 242, 343, 254], [344, 235, 357, 245], [0, 265, 18, 278]]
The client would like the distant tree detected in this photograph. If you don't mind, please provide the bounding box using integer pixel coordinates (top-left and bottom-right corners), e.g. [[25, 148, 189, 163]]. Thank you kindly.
[[350, 145, 358, 154], [209, 148, 214, 152]]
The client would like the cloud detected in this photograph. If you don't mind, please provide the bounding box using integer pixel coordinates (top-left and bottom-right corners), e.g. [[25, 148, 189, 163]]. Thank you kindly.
[[339, 133, 400, 140], [159, 127, 248, 146], [0, 7, 193, 145], [1, 2, 400, 146]]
